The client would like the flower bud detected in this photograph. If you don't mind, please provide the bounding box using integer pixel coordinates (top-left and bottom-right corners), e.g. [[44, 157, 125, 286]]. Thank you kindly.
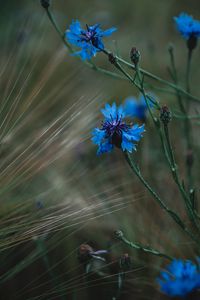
[[114, 230, 124, 239], [160, 105, 171, 126], [130, 47, 141, 66], [119, 253, 132, 271]]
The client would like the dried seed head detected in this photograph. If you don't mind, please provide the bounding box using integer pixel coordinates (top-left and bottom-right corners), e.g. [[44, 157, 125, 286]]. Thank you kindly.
[[130, 47, 141, 66], [160, 105, 172, 125]]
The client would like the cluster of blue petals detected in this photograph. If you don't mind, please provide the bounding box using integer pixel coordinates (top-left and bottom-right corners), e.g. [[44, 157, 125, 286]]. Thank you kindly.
[[174, 13, 200, 39], [91, 103, 145, 155], [66, 20, 116, 60], [123, 94, 154, 121], [157, 259, 200, 297]]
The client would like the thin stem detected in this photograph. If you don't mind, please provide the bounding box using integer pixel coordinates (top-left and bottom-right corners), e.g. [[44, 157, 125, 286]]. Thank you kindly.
[[116, 56, 200, 104], [186, 49, 192, 95], [116, 231, 173, 261], [35, 238, 67, 300], [185, 49, 194, 189], [163, 125, 199, 229], [168, 47, 194, 191], [124, 151, 199, 245], [46, 8, 73, 52]]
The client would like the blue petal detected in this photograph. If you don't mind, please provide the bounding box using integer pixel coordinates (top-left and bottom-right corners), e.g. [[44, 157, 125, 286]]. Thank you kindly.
[[91, 128, 106, 145], [97, 140, 113, 155], [121, 137, 136, 152], [174, 13, 200, 39], [102, 27, 117, 37]]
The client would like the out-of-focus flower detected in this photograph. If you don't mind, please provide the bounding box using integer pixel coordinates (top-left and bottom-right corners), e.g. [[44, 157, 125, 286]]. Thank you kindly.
[[124, 94, 154, 121], [91, 103, 145, 155], [157, 258, 200, 297], [66, 20, 116, 60], [174, 13, 200, 50], [174, 13, 200, 39], [78, 244, 108, 263]]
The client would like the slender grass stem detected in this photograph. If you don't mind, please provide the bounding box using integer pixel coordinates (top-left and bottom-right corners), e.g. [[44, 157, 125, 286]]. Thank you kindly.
[[115, 230, 173, 261]]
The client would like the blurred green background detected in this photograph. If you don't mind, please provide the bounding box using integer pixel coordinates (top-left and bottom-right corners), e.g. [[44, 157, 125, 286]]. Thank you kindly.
[[0, 0, 200, 299]]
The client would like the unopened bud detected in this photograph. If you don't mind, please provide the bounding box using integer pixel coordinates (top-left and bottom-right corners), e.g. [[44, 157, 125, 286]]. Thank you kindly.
[[130, 47, 141, 66], [40, 0, 50, 8], [114, 230, 124, 239], [119, 253, 132, 271], [160, 105, 171, 125]]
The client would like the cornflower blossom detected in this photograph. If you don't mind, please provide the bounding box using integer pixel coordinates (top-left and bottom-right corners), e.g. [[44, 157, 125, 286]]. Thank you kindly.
[[124, 94, 154, 121], [174, 13, 200, 50], [66, 20, 116, 60], [91, 103, 145, 155], [157, 258, 200, 297]]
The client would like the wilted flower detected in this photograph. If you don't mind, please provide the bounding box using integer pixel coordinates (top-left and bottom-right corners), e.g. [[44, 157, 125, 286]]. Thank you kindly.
[[157, 258, 200, 297], [66, 20, 116, 60], [124, 94, 154, 121], [78, 243, 108, 263], [91, 103, 145, 155], [174, 13, 200, 50]]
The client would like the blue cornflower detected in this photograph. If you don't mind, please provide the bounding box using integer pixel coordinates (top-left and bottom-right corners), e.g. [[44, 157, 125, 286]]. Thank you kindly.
[[124, 94, 154, 121], [157, 259, 200, 297], [174, 13, 200, 50], [91, 103, 145, 155], [66, 20, 116, 60]]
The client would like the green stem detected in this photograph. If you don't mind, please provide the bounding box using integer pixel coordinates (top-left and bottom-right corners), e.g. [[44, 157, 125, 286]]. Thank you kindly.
[[185, 49, 194, 189], [115, 231, 172, 260], [116, 56, 200, 104], [163, 125, 199, 229], [168, 47, 194, 190], [46, 8, 73, 52], [35, 238, 67, 300], [186, 49, 192, 95], [124, 151, 199, 245]]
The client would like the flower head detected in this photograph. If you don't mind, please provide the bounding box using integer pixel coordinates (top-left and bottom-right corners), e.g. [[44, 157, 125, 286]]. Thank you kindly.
[[91, 103, 145, 155], [66, 20, 116, 60], [124, 94, 154, 121], [174, 13, 200, 40], [157, 259, 200, 297]]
